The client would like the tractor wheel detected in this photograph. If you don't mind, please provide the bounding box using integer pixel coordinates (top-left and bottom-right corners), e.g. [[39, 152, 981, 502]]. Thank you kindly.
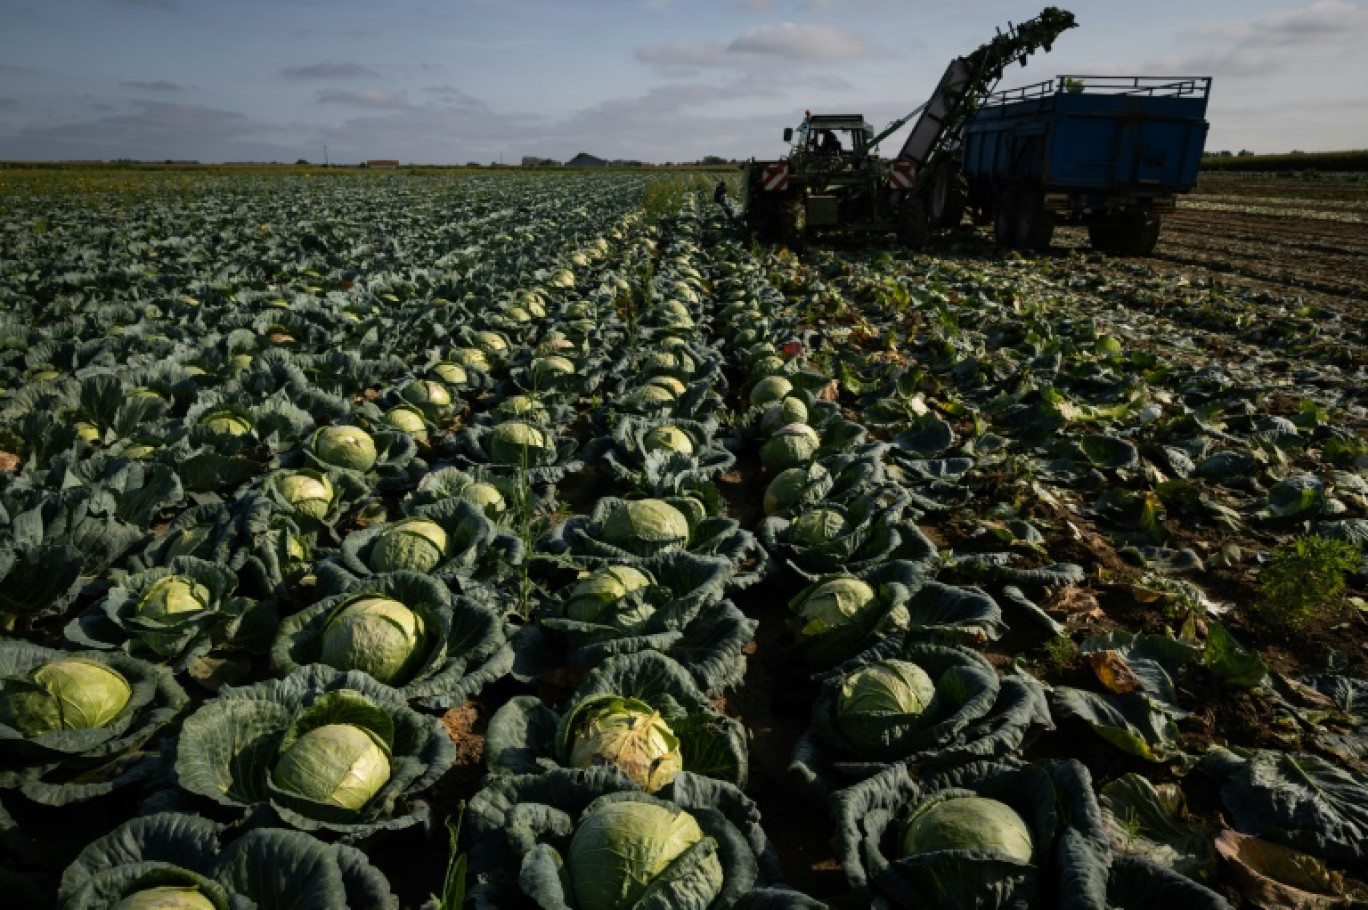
[[1014, 189, 1054, 251], [927, 162, 968, 229], [779, 197, 806, 251], [1110, 209, 1163, 256], [897, 196, 930, 249], [748, 196, 780, 242]]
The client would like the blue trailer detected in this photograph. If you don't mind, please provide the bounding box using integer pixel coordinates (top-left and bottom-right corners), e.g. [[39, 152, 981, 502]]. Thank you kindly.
[[960, 75, 1211, 254]]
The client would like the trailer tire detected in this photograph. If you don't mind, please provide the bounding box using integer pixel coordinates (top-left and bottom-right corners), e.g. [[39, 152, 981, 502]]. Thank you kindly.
[[1087, 221, 1117, 253], [748, 195, 780, 242], [779, 197, 806, 251], [898, 196, 930, 249], [994, 189, 1020, 247], [927, 163, 968, 229], [1015, 189, 1054, 251], [1111, 209, 1162, 256]]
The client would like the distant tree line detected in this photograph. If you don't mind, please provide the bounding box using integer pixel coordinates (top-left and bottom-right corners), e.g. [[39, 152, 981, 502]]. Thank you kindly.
[[1201, 149, 1368, 173]]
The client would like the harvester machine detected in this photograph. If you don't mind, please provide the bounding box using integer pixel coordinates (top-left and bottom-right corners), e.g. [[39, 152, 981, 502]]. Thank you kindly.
[[742, 7, 1077, 248]]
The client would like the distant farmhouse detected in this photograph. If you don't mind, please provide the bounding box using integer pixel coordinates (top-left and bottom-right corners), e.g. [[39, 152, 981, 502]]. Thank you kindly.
[[366, 159, 400, 168], [565, 152, 606, 168]]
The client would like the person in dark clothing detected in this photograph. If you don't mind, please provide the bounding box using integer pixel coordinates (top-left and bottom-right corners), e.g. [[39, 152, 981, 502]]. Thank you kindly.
[[714, 179, 738, 225], [818, 129, 841, 156]]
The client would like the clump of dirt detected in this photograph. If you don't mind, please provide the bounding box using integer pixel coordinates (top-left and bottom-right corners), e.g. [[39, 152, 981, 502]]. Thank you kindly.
[[438, 699, 489, 802]]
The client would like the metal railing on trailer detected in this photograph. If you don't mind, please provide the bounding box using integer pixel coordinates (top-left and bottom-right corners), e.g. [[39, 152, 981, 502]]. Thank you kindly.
[[983, 75, 1212, 105]]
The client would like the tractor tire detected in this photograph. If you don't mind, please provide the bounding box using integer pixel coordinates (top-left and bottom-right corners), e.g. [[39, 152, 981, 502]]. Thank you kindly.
[[1014, 189, 1054, 251], [1110, 209, 1163, 256], [748, 196, 780, 243], [927, 163, 968, 229], [897, 196, 930, 249], [779, 197, 806, 251]]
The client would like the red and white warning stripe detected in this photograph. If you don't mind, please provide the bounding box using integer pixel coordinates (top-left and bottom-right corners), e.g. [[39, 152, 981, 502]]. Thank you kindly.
[[889, 160, 916, 190], [761, 163, 789, 191]]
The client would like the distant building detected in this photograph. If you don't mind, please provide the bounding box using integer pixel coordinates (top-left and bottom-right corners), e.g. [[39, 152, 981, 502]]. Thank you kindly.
[[566, 152, 606, 168], [367, 159, 400, 168]]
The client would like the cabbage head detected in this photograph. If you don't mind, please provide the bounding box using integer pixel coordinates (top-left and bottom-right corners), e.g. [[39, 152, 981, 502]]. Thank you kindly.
[[272, 722, 391, 811], [429, 360, 469, 387], [563, 694, 682, 793], [642, 425, 694, 456], [837, 659, 939, 753], [901, 794, 1033, 863], [452, 347, 492, 373], [786, 507, 848, 549], [568, 799, 722, 910], [487, 421, 553, 465], [319, 594, 426, 685], [0, 657, 132, 736], [761, 424, 821, 473], [763, 464, 832, 515], [564, 566, 656, 626], [749, 375, 793, 407], [791, 576, 877, 639], [760, 396, 809, 434], [532, 355, 576, 387], [400, 379, 454, 418], [270, 469, 334, 521], [198, 409, 252, 437], [461, 481, 507, 518], [383, 404, 429, 443], [311, 425, 378, 472], [112, 886, 217, 910], [136, 576, 211, 624], [601, 499, 691, 556], [368, 518, 449, 574]]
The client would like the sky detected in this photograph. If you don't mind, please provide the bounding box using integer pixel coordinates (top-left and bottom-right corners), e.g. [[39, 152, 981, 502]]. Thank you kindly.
[[0, 0, 1364, 164]]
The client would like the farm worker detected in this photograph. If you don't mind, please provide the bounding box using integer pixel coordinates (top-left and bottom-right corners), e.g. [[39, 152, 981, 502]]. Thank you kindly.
[[819, 129, 841, 156], [714, 180, 738, 225]]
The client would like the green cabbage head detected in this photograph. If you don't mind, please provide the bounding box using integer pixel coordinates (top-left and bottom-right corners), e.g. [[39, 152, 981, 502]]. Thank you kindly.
[[786, 507, 848, 548], [312, 425, 378, 472], [763, 464, 831, 515], [564, 566, 655, 626], [272, 722, 391, 811], [760, 423, 821, 473], [137, 575, 211, 623], [901, 795, 1034, 863], [791, 576, 877, 638], [568, 800, 722, 910], [0, 657, 132, 736], [565, 695, 682, 793], [368, 519, 449, 574], [837, 659, 939, 752], [319, 595, 426, 685], [749, 374, 793, 407], [601, 499, 691, 555], [113, 886, 217, 910], [199, 409, 252, 437], [461, 481, 507, 518], [487, 421, 552, 465], [383, 404, 429, 443], [273, 470, 335, 520], [643, 425, 694, 456]]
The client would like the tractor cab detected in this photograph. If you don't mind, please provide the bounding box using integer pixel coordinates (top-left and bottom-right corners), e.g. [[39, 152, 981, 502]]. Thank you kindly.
[[785, 114, 876, 160]]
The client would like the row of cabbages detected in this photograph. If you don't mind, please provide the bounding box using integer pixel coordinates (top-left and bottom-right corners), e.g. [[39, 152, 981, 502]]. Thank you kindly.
[[2, 178, 1360, 908]]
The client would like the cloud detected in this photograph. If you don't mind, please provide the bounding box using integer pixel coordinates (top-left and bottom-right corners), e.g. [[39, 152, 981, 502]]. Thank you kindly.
[[1150, 0, 1368, 78], [280, 62, 379, 80], [0, 98, 17, 109], [113, 0, 178, 8], [120, 80, 185, 92], [316, 89, 414, 110], [0, 64, 36, 76], [0, 101, 297, 161], [639, 22, 879, 70]]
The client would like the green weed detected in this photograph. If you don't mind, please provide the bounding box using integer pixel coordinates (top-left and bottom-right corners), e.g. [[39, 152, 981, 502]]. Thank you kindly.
[[1256, 536, 1361, 630]]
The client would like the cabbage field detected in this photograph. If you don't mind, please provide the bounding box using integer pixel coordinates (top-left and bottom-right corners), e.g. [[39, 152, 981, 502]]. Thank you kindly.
[[0, 164, 1366, 910]]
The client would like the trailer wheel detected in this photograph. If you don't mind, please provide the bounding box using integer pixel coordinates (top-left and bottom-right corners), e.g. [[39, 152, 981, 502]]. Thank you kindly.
[[927, 163, 967, 229], [1111, 209, 1162, 256], [994, 189, 1020, 248], [897, 196, 930, 249], [747, 195, 780, 242], [1087, 221, 1117, 253], [1014, 189, 1054, 250], [779, 197, 806, 251]]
